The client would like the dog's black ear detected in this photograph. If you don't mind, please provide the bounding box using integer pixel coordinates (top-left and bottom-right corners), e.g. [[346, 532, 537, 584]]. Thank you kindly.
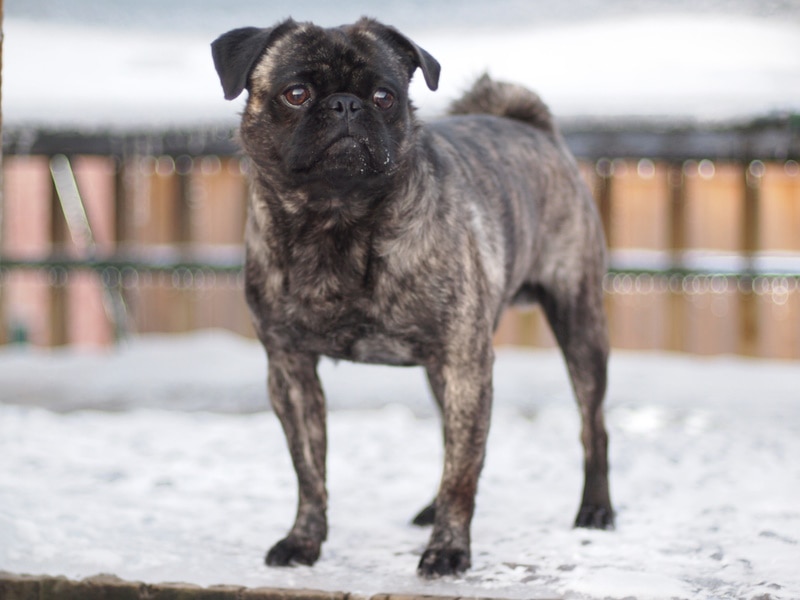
[[358, 19, 441, 91], [211, 20, 297, 100], [406, 42, 441, 92]]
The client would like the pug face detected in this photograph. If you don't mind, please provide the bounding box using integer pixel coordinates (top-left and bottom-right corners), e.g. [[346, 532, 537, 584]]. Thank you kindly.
[[212, 19, 440, 189]]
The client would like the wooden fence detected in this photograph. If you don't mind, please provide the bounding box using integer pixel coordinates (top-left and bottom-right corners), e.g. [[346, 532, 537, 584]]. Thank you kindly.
[[1, 120, 799, 358], [496, 157, 800, 358]]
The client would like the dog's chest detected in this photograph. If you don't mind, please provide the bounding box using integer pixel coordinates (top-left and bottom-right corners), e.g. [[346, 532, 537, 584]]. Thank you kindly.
[[251, 252, 439, 366], [268, 294, 427, 366], [247, 198, 459, 365]]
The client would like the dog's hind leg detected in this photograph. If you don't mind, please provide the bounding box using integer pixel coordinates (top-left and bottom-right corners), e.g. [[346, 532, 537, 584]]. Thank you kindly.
[[411, 368, 446, 527], [411, 498, 437, 527], [264, 351, 329, 566], [539, 271, 614, 530]]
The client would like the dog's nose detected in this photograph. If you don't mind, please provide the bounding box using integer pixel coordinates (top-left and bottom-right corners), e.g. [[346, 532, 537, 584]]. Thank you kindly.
[[326, 94, 363, 118]]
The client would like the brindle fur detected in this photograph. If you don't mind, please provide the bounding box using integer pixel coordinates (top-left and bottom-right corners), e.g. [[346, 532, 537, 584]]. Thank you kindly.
[[212, 17, 613, 578]]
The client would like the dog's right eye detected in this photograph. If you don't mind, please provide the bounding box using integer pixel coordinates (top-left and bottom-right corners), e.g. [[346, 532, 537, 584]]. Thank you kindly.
[[282, 85, 312, 107]]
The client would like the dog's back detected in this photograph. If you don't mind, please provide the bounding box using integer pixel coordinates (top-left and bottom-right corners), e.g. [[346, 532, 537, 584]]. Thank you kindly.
[[426, 75, 601, 318]]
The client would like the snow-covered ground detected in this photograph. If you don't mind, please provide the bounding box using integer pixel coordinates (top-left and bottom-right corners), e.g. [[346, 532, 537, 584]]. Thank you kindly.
[[4, 12, 800, 128], [1, 331, 799, 600]]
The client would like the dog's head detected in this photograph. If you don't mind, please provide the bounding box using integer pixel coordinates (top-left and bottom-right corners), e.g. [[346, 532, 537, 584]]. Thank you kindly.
[[212, 18, 440, 188]]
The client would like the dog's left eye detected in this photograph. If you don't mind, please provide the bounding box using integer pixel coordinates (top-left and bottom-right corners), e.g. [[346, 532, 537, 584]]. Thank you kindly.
[[372, 89, 395, 110], [283, 85, 312, 107]]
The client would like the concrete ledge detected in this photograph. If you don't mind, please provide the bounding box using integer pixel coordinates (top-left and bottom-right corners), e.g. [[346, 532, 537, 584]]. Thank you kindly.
[[0, 572, 560, 600], [0, 573, 343, 600]]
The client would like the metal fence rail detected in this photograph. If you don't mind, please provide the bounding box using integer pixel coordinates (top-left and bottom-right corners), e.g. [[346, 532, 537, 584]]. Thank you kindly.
[[4, 115, 800, 160]]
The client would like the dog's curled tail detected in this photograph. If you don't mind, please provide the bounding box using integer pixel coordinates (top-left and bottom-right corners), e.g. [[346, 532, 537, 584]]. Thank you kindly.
[[448, 74, 554, 135]]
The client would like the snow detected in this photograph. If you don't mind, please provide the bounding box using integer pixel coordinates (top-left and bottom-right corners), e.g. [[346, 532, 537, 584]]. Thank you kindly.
[[3, 13, 800, 128], [2, 330, 800, 599]]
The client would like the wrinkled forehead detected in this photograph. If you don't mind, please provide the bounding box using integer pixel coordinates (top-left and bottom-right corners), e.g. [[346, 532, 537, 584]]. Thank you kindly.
[[250, 23, 410, 94]]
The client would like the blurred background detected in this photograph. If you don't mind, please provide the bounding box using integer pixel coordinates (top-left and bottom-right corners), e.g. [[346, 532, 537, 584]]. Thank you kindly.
[[1, 0, 799, 357]]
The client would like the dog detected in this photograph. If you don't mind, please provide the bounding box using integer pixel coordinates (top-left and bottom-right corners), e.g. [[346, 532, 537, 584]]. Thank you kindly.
[[211, 17, 613, 578]]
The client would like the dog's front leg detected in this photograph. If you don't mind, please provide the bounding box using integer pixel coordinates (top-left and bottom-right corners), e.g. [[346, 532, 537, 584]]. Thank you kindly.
[[418, 344, 493, 578], [264, 351, 328, 567]]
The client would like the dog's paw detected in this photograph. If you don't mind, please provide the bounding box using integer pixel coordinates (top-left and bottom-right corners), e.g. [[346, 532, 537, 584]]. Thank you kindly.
[[574, 504, 615, 530], [417, 547, 471, 578], [265, 536, 321, 567], [411, 502, 436, 526]]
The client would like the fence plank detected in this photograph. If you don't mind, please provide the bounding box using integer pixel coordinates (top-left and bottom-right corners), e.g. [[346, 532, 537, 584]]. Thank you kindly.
[[2, 156, 53, 345], [756, 280, 800, 359], [189, 157, 247, 245], [667, 164, 687, 351], [187, 157, 251, 336], [739, 163, 762, 355], [684, 161, 744, 253], [755, 163, 800, 358], [608, 159, 670, 250], [760, 162, 800, 253]]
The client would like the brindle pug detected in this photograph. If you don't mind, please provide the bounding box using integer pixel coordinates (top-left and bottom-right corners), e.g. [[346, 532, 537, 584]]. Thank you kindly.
[[211, 17, 613, 578]]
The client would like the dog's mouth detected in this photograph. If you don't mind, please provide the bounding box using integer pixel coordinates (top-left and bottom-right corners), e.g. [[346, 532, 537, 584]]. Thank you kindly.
[[324, 135, 366, 157], [293, 133, 391, 182], [321, 134, 375, 172]]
